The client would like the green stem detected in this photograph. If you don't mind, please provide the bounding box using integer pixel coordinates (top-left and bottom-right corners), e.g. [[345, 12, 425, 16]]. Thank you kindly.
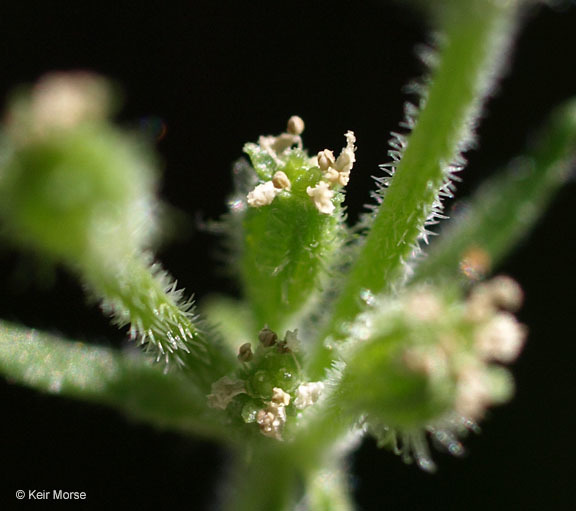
[[220, 386, 359, 511], [221, 443, 356, 511], [308, 0, 519, 378], [303, 462, 355, 511], [221, 445, 300, 511]]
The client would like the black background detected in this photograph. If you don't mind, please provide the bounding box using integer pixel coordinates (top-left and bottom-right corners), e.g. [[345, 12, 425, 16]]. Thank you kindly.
[[1, 1, 575, 509]]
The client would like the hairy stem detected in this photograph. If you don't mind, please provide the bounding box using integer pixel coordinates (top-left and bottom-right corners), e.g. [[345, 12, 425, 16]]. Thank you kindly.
[[220, 444, 356, 511], [308, 0, 519, 377], [219, 383, 359, 511], [412, 98, 576, 284], [221, 446, 300, 511], [303, 461, 355, 511]]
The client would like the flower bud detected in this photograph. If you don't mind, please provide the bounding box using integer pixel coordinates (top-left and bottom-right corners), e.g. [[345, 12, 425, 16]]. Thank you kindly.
[[317, 149, 335, 171], [272, 170, 291, 190]]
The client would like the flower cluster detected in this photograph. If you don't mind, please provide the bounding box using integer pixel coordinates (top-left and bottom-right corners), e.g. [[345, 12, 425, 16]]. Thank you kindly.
[[207, 326, 324, 440], [342, 276, 526, 432], [244, 117, 356, 215]]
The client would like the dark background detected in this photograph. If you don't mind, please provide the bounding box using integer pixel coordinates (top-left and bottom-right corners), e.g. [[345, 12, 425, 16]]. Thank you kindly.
[[1, 1, 575, 509]]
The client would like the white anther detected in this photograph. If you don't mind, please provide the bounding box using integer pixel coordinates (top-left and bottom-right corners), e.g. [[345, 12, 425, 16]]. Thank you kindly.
[[256, 404, 287, 440], [293, 382, 325, 409], [337, 171, 350, 187], [247, 181, 280, 207], [334, 131, 356, 173], [271, 387, 291, 407], [307, 181, 335, 215], [287, 115, 305, 136], [323, 167, 341, 184]]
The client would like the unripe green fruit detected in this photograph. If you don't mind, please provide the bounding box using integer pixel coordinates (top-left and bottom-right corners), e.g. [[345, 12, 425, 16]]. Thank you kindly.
[[246, 350, 300, 399]]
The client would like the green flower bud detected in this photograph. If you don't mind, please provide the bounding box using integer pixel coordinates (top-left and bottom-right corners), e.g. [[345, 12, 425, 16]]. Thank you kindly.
[[246, 349, 300, 399]]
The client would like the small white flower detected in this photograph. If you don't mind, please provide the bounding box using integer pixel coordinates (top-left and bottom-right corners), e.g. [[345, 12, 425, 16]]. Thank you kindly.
[[454, 364, 491, 420], [16, 72, 110, 141], [307, 181, 335, 215], [293, 381, 325, 409], [334, 130, 356, 174], [466, 276, 524, 321], [247, 181, 280, 207], [486, 276, 524, 311], [405, 289, 443, 322], [317, 149, 336, 171], [402, 346, 448, 378], [257, 404, 287, 440], [271, 387, 291, 407], [475, 312, 527, 363]]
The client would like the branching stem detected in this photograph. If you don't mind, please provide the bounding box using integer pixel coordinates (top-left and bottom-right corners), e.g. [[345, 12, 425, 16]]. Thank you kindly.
[[309, 0, 520, 377]]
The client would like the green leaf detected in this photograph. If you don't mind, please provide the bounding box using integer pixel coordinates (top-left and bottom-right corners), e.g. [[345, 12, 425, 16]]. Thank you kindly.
[[0, 320, 231, 441], [241, 180, 344, 331]]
